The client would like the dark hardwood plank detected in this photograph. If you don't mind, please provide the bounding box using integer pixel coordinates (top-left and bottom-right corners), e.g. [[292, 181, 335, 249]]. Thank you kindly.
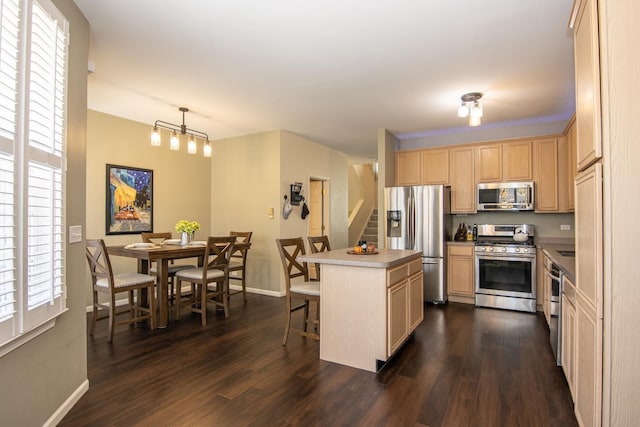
[[60, 298, 577, 427]]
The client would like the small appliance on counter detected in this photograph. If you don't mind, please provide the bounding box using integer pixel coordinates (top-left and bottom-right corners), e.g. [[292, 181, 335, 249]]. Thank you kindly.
[[474, 224, 536, 313]]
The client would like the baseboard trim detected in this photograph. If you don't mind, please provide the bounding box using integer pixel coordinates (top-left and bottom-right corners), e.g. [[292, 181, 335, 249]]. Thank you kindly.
[[43, 378, 89, 427]]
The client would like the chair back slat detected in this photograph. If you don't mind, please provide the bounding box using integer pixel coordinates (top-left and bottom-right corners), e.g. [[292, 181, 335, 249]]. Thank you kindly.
[[308, 235, 331, 253], [86, 239, 114, 286], [229, 231, 252, 261], [141, 232, 172, 244], [275, 238, 309, 289], [203, 236, 236, 274]]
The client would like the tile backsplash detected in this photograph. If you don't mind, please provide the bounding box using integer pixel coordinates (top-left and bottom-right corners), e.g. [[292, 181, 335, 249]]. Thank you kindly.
[[452, 212, 574, 238]]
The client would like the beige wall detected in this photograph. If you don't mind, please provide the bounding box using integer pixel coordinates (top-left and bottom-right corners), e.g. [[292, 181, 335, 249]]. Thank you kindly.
[[0, 0, 89, 425], [211, 130, 282, 294], [85, 109, 212, 302], [211, 130, 348, 295], [377, 129, 398, 247]]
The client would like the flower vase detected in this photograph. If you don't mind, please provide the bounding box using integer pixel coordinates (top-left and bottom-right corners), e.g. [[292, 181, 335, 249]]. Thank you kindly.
[[180, 232, 189, 246]]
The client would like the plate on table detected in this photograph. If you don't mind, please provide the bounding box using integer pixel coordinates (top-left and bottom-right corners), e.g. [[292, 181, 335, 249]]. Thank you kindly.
[[188, 240, 207, 246], [346, 250, 379, 255], [125, 242, 157, 249], [163, 239, 181, 245]]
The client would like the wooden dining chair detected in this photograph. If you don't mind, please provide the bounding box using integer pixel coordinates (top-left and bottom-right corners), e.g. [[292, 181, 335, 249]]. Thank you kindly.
[[174, 236, 236, 326], [141, 232, 195, 307], [85, 239, 156, 342], [307, 235, 331, 281], [228, 231, 252, 302], [276, 237, 320, 345]]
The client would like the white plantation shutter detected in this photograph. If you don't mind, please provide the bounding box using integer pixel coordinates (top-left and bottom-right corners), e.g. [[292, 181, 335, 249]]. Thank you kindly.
[[0, 0, 20, 342], [0, 0, 68, 349]]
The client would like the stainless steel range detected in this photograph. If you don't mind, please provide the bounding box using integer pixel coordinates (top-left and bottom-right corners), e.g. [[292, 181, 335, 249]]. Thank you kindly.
[[475, 224, 536, 313]]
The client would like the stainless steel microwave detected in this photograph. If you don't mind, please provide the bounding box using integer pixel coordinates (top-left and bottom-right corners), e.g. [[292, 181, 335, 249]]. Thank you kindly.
[[477, 181, 534, 211]]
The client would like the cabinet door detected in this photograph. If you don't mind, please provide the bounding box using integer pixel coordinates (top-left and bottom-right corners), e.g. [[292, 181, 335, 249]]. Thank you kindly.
[[449, 147, 476, 213], [562, 277, 577, 400], [572, 0, 602, 171], [575, 292, 602, 427], [557, 136, 573, 212], [421, 149, 449, 184], [447, 245, 474, 297], [395, 151, 421, 186], [387, 280, 408, 356], [566, 120, 577, 210], [534, 138, 559, 212], [575, 162, 603, 317], [476, 144, 502, 182], [503, 141, 533, 181], [408, 272, 423, 331]]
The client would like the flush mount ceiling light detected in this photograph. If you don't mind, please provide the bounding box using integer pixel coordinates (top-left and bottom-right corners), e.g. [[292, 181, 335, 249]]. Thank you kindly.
[[457, 92, 483, 127], [150, 107, 212, 157]]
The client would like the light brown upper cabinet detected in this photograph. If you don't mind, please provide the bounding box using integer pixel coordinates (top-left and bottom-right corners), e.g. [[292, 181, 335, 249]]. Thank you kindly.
[[449, 146, 476, 213], [475, 143, 503, 182], [533, 138, 559, 212], [572, 0, 602, 171], [420, 149, 449, 184], [559, 121, 576, 212], [395, 151, 421, 186], [503, 141, 533, 181]]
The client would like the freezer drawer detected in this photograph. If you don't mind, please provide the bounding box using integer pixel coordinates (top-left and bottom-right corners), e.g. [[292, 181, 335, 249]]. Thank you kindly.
[[423, 257, 446, 303]]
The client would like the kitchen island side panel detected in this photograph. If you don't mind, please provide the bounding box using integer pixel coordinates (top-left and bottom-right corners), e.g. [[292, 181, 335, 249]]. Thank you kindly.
[[320, 264, 387, 372]]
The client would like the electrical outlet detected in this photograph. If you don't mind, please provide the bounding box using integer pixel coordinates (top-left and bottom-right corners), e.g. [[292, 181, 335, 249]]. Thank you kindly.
[[560, 224, 571, 231]]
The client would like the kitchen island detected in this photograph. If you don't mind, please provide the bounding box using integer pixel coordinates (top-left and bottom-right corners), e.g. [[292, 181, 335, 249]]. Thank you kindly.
[[298, 248, 423, 372]]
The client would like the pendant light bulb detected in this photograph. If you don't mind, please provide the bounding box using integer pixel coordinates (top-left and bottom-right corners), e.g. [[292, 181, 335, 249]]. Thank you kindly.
[[203, 141, 212, 157], [187, 135, 197, 154], [150, 127, 161, 146], [470, 101, 483, 118], [170, 131, 180, 150], [458, 102, 469, 118], [469, 115, 482, 127]]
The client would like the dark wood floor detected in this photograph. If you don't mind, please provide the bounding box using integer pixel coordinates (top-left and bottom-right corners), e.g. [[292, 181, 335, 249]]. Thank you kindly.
[[61, 295, 577, 427]]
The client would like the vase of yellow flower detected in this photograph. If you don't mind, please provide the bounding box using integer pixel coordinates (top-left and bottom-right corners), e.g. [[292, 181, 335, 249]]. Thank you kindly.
[[175, 220, 200, 245]]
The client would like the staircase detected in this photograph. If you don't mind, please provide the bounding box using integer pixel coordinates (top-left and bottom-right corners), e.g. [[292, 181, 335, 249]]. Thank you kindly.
[[360, 208, 378, 246]]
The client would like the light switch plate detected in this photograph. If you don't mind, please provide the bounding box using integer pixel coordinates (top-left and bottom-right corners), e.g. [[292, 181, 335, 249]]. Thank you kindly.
[[560, 224, 571, 231], [69, 225, 82, 243]]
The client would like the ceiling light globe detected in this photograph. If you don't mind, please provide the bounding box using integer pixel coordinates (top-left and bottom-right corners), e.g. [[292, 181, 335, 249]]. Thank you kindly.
[[457, 103, 469, 118], [203, 142, 212, 158], [170, 131, 180, 150], [150, 127, 161, 146], [469, 115, 482, 127], [187, 136, 197, 154]]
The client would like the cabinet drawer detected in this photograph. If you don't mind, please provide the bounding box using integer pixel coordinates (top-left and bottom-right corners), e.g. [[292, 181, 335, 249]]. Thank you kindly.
[[387, 264, 407, 287], [448, 245, 474, 257], [408, 259, 422, 276]]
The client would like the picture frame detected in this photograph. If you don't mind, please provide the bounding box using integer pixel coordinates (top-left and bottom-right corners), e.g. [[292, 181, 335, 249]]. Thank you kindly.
[[106, 164, 153, 235]]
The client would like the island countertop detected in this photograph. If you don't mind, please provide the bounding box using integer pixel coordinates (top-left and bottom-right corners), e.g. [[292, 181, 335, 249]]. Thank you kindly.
[[298, 248, 422, 268]]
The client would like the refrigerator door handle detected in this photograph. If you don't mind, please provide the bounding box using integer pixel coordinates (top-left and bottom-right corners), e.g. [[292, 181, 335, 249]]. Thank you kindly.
[[409, 194, 416, 249]]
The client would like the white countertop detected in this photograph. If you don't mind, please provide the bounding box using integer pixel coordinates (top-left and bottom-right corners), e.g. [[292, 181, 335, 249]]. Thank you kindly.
[[298, 248, 422, 268]]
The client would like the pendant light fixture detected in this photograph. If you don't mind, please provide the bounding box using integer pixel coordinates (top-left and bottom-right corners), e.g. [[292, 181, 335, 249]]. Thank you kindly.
[[150, 107, 212, 157], [457, 92, 483, 127]]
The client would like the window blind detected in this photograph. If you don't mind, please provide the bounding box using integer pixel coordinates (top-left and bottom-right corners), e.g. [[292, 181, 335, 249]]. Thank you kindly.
[[0, 0, 68, 346]]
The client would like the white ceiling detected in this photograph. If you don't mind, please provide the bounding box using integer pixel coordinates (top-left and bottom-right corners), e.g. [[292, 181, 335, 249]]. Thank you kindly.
[[74, 0, 576, 159]]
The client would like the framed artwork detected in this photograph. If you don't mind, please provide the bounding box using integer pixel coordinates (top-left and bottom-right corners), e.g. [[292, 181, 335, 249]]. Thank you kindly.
[[106, 164, 153, 235]]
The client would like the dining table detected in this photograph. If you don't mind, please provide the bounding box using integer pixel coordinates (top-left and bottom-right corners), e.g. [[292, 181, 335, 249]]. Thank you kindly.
[[107, 242, 206, 328]]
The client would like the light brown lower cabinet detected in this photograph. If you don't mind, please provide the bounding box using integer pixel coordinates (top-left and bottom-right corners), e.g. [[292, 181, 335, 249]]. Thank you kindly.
[[562, 276, 577, 400], [446, 244, 475, 298], [387, 263, 423, 356], [574, 291, 602, 427]]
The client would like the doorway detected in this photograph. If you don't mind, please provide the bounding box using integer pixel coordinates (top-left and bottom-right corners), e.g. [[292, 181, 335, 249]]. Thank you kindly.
[[308, 178, 329, 238]]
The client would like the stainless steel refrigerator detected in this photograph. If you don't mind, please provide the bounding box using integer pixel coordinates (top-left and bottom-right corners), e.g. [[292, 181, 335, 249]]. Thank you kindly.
[[384, 185, 452, 303]]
